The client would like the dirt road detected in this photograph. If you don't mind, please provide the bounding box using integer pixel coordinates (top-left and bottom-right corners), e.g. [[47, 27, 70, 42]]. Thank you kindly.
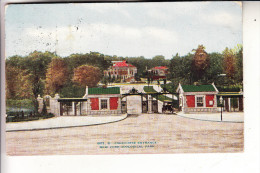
[[6, 114, 243, 155]]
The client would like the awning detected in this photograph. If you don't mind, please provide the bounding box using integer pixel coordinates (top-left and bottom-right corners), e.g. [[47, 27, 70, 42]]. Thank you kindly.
[[217, 92, 243, 98]]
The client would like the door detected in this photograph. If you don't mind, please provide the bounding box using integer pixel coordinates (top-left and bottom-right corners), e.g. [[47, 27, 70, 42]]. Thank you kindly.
[[121, 101, 127, 113], [142, 101, 148, 113], [152, 100, 158, 113]]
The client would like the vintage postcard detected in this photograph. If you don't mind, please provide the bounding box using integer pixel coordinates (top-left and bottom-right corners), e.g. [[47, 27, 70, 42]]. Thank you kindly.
[[3, 1, 244, 156]]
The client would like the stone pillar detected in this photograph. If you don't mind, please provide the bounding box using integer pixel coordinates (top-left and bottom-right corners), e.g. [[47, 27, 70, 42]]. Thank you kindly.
[[117, 97, 122, 114], [87, 99, 92, 114], [37, 95, 43, 113], [228, 98, 231, 112], [214, 95, 218, 108], [148, 95, 153, 114], [72, 102, 75, 115], [49, 94, 60, 116]]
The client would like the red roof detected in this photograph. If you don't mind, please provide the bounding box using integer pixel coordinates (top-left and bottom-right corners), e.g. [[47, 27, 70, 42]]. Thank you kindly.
[[113, 61, 135, 67], [153, 66, 168, 70]]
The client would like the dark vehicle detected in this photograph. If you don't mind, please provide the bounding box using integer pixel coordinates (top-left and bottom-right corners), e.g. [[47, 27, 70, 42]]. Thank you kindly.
[[162, 102, 175, 114]]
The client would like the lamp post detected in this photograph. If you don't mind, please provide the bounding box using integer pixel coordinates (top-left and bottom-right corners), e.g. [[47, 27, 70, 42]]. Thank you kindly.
[[220, 96, 223, 121]]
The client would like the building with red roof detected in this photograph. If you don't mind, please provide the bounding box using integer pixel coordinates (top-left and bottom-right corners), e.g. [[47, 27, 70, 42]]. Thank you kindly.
[[104, 61, 137, 82], [149, 66, 169, 80]]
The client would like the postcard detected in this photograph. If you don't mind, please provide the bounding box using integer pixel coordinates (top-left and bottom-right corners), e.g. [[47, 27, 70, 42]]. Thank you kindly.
[[3, 1, 245, 157]]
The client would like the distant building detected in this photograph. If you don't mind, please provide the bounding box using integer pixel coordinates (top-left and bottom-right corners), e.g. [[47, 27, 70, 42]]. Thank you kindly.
[[149, 66, 168, 80], [176, 83, 219, 113], [104, 60, 137, 82]]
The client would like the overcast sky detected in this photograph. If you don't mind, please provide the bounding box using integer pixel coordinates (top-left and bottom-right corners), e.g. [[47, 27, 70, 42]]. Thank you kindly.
[[5, 2, 242, 59]]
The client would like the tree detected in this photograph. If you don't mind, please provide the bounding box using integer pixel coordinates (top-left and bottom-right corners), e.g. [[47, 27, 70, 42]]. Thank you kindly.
[[192, 45, 210, 81], [234, 45, 243, 84], [205, 53, 224, 85], [5, 65, 33, 99], [169, 53, 193, 87], [73, 65, 102, 87], [152, 55, 167, 67], [24, 51, 54, 112], [223, 47, 236, 79], [45, 57, 68, 95]]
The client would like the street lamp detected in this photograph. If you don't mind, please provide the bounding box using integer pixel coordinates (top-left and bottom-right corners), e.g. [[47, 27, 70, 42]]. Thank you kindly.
[[220, 96, 223, 121]]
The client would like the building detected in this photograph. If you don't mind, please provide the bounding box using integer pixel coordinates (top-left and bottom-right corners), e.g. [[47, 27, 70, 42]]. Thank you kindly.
[[104, 60, 137, 82], [217, 90, 243, 112], [149, 66, 168, 80], [83, 86, 122, 115], [176, 83, 219, 113], [38, 86, 122, 116]]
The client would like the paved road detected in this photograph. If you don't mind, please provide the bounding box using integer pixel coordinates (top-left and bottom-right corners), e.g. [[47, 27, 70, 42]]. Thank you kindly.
[[6, 113, 243, 156]]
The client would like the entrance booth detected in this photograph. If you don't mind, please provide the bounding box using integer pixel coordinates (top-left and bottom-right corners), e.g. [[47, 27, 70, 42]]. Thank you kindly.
[[58, 98, 88, 116], [217, 91, 243, 112]]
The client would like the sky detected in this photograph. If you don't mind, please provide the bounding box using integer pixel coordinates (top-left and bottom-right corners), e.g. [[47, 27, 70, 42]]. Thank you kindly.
[[5, 2, 242, 59]]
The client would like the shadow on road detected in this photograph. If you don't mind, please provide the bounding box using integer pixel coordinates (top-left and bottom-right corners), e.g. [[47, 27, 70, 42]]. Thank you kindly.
[[127, 114, 140, 118]]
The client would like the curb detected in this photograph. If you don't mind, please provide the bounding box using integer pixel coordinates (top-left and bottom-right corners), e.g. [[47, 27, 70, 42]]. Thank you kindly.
[[176, 113, 244, 123], [6, 114, 128, 132]]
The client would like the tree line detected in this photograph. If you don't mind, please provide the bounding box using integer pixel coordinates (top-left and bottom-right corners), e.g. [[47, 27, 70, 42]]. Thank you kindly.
[[6, 44, 243, 112]]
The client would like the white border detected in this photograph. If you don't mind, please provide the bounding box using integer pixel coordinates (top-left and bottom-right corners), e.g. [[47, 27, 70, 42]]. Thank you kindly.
[[1, 2, 260, 173]]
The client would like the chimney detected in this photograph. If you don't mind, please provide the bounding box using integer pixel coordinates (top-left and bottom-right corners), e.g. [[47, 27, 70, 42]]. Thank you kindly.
[[85, 85, 88, 95], [83, 86, 88, 99]]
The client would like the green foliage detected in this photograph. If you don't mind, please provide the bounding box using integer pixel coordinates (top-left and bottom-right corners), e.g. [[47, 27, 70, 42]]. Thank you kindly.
[[169, 53, 193, 85], [216, 84, 243, 92], [161, 83, 176, 93], [59, 82, 86, 98], [6, 99, 34, 109], [5, 44, 243, 103]]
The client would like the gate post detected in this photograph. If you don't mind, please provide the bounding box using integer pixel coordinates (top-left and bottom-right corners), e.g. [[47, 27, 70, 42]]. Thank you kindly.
[[148, 95, 153, 114]]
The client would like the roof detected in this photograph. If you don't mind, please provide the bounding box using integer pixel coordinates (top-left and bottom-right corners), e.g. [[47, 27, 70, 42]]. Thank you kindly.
[[153, 66, 168, 70], [58, 98, 88, 102], [217, 92, 243, 97], [88, 87, 120, 95], [113, 61, 135, 67], [181, 84, 217, 92]]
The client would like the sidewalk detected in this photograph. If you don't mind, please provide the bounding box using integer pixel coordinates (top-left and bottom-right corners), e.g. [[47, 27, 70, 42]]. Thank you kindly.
[[177, 112, 244, 123], [6, 114, 127, 132]]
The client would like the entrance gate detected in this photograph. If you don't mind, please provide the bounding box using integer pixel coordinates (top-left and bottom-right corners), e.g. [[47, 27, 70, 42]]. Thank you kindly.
[[121, 87, 179, 114]]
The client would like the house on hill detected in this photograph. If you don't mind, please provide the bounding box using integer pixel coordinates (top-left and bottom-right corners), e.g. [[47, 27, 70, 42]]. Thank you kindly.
[[104, 60, 137, 82], [176, 83, 219, 113], [149, 66, 168, 80]]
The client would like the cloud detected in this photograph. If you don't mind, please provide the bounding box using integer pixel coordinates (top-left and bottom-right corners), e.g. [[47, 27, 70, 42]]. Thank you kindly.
[[80, 3, 132, 19], [5, 2, 242, 59], [201, 11, 242, 31], [16, 23, 178, 58]]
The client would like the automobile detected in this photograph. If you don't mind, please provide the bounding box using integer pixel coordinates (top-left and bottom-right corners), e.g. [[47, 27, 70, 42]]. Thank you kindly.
[[162, 102, 175, 114]]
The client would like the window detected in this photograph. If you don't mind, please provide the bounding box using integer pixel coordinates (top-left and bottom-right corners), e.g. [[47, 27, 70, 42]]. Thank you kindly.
[[101, 99, 108, 110], [196, 96, 204, 107]]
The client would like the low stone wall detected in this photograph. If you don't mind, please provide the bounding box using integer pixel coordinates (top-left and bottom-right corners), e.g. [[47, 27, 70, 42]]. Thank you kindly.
[[86, 110, 122, 115], [183, 107, 219, 114]]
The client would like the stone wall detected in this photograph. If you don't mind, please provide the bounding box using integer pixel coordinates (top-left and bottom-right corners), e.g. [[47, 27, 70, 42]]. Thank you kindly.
[[37, 94, 61, 116]]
